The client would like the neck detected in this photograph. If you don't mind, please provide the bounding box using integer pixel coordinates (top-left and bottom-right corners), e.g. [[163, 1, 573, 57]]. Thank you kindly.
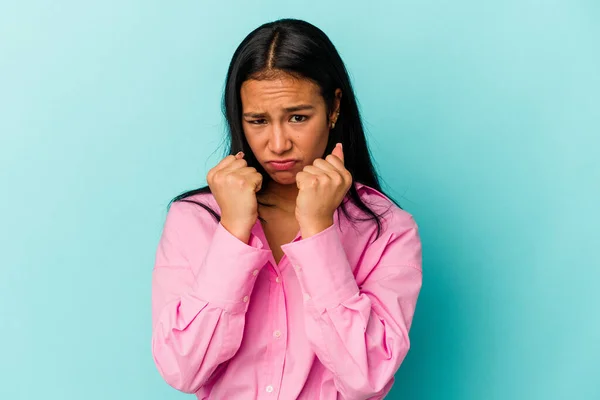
[[259, 181, 298, 211]]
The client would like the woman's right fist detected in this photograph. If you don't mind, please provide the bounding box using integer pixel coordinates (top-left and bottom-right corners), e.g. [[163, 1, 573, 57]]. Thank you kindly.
[[207, 152, 263, 242]]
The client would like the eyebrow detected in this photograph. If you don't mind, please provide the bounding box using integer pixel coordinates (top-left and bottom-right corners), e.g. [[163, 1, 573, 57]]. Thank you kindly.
[[243, 104, 315, 118]]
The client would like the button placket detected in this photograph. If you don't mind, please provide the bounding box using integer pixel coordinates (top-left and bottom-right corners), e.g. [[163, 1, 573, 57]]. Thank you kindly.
[[263, 266, 282, 397], [268, 273, 288, 399]]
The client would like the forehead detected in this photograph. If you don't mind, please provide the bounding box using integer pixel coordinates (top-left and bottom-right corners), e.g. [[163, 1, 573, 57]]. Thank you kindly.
[[240, 75, 323, 110]]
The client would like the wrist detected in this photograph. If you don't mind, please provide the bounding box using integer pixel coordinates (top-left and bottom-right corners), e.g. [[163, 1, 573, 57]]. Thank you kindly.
[[220, 218, 253, 244], [298, 218, 334, 238]]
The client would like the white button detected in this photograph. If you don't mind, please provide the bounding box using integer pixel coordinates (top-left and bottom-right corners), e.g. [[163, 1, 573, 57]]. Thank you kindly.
[[304, 293, 311, 301], [273, 330, 281, 338], [252, 269, 259, 276], [266, 385, 274, 393], [293, 264, 301, 270], [275, 277, 281, 283], [242, 295, 249, 303]]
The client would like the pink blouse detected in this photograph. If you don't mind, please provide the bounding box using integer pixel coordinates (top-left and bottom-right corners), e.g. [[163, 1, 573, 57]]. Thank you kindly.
[[151, 183, 423, 399]]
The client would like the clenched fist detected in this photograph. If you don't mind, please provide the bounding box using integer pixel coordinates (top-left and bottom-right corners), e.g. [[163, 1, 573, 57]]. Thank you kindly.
[[207, 152, 263, 243], [295, 143, 353, 238]]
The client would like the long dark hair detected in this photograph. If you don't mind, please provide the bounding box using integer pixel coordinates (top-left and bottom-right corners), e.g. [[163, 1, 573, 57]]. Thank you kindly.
[[172, 18, 401, 240]]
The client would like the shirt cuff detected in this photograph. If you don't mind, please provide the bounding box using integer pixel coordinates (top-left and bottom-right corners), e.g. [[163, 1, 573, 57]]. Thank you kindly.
[[194, 222, 271, 314], [281, 224, 359, 311]]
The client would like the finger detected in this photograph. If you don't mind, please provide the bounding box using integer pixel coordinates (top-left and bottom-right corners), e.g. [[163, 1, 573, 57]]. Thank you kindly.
[[324, 151, 352, 184], [248, 172, 263, 192], [234, 168, 262, 190], [302, 165, 327, 176], [331, 143, 344, 164], [215, 156, 236, 170], [213, 152, 242, 172], [222, 157, 248, 172], [208, 156, 233, 182], [255, 178, 263, 192], [237, 165, 260, 176], [295, 171, 317, 190], [237, 166, 258, 175], [313, 158, 348, 185], [209, 158, 247, 183], [324, 154, 348, 176], [313, 157, 338, 173]]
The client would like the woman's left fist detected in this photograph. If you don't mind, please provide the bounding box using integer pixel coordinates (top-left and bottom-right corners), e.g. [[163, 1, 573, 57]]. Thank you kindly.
[[295, 143, 353, 237]]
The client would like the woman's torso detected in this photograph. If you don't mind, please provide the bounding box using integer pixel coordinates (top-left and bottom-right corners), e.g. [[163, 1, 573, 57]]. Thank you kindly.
[[190, 184, 399, 399]]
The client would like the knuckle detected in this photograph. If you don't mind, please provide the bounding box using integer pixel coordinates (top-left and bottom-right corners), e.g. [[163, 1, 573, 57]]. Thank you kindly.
[[224, 173, 236, 184]]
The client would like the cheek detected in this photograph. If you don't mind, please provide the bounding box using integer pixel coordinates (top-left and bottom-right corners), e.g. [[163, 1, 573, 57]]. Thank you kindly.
[[300, 117, 329, 142], [242, 129, 263, 152], [311, 118, 330, 146], [295, 120, 329, 159]]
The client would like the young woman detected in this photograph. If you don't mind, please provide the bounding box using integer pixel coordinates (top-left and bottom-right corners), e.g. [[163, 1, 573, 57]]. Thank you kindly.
[[151, 18, 423, 400]]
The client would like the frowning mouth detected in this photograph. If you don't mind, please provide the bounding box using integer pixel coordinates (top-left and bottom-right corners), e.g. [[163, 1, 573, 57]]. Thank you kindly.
[[267, 160, 297, 171]]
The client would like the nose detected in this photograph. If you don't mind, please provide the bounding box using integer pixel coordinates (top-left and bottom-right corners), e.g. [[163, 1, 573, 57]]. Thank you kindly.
[[267, 123, 292, 155]]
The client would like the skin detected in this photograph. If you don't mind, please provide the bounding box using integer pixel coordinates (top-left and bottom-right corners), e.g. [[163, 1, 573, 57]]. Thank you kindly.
[[207, 72, 352, 245]]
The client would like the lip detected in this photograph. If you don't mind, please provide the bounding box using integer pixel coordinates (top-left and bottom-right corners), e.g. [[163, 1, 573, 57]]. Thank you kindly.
[[267, 160, 297, 171]]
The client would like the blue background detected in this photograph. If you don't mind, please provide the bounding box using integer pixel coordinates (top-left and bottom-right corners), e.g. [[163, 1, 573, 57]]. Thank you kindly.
[[1, 1, 599, 399]]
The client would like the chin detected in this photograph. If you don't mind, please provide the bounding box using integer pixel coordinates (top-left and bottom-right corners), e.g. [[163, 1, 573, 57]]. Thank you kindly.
[[268, 172, 298, 186]]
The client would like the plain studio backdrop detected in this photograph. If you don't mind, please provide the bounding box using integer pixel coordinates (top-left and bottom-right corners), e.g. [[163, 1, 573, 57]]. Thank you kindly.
[[1, 1, 598, 399]]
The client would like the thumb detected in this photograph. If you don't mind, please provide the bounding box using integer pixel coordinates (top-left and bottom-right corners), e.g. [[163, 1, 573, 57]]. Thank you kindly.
[[331, 143, 344, 164]]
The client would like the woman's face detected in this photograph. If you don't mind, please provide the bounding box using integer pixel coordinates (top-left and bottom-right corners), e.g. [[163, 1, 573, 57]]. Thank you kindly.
[[240, 73, 341, 186]]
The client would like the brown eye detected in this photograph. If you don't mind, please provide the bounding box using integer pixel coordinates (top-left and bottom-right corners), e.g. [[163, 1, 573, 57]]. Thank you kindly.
[[249, 119, 266, 125], [290, 115, 308, 123]]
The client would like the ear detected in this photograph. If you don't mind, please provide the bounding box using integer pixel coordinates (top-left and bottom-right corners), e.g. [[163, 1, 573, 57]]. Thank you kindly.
[[329, 88, 343, 122]]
